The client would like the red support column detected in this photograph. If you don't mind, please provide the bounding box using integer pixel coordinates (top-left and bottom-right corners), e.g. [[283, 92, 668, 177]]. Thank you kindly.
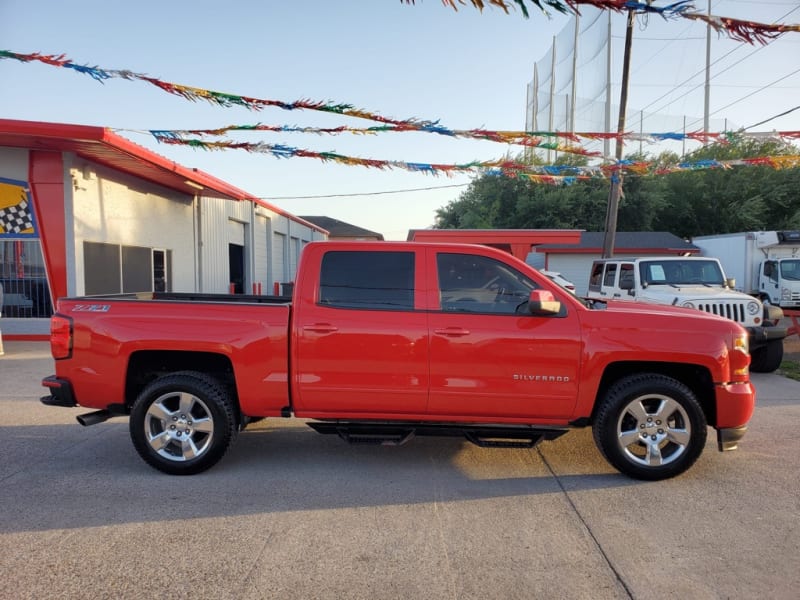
[[28, 151, 67, 305]]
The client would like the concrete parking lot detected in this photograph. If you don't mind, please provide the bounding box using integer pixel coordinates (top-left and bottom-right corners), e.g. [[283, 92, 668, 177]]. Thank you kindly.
[[1, 341, 799, 599]]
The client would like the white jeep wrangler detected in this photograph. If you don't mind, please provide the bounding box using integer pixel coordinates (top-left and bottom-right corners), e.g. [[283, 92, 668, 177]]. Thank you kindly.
[[586, 257, 786, 373]]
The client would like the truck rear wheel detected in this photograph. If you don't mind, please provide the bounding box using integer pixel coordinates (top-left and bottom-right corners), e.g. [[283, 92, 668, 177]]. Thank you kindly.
[[130, 371, 237, 475], [593, 374, 707, 481], [750, 340, 783, 373]]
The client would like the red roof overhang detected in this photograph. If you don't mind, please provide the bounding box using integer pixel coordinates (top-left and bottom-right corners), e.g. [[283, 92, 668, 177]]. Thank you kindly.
[[407, 229, 583, 260], [0, 119, 326, 233], [540, 247, 699, 255]]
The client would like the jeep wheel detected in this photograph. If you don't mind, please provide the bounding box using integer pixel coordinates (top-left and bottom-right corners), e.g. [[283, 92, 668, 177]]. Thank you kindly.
[[130, 371, 237, 475], [750, 340, 783, 373], [593, 374, 707, 481]]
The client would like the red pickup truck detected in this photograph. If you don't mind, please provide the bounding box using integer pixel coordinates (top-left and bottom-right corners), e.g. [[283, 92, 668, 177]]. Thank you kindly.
[[41, 241, 755, 480]]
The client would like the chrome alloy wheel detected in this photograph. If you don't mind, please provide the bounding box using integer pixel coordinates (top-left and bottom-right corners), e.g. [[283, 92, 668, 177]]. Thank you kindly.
[[143, 391, 215, 462], [616, 393, 691, 467]]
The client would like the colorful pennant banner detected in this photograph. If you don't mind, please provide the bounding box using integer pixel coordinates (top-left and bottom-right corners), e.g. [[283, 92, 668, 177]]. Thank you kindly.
[[147, 125, 603, 157], [148, 124, 800, 157], [150, 131, 800, 183], [426, 1, 694, 18], [414, 1, 800, 44], [0, 50, 436, 127]]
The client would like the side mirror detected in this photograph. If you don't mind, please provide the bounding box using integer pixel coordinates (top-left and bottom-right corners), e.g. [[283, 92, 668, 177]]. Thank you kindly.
[[527, 289, 561, 315], [619, 277, 634, 291], [725, 277, 736, 289]]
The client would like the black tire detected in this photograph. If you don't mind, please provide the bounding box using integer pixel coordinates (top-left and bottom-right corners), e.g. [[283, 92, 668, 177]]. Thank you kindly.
[[593, 374, 707, 481], [750, 340, 783, 373], [130, 371, 237, 475]]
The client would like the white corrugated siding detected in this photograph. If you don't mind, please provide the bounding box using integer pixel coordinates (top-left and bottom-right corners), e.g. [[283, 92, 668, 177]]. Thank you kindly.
[[253, 214, 270, 294], [543, 255, 598, 296], [272, 231, 287, 287]]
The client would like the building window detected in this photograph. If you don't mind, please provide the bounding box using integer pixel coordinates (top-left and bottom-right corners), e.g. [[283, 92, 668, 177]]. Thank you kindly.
[[0, 240, 52, 318], [84, 241, 171, 295]]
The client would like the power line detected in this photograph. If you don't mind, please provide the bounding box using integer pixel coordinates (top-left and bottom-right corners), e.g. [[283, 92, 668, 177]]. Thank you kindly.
[[263, 182, 470, 201], [745, 104, 800, 130], [638, 4, 800, 127]]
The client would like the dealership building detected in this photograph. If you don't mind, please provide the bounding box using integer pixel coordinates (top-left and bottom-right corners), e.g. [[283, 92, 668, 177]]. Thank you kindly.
[[0, 119, 327, 339]]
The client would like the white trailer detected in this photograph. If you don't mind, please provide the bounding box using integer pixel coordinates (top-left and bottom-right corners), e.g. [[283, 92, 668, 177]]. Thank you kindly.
[[692, 231, 800, 309]]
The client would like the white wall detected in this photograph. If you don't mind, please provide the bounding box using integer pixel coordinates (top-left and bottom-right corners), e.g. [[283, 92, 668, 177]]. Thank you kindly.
[[543, 255, 597, 296], [71, 162, 196, 295], [0, 147, 29, 179]]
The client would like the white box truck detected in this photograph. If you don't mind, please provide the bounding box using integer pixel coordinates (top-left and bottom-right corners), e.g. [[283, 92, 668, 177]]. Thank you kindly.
[[692, 231, 800, 309]]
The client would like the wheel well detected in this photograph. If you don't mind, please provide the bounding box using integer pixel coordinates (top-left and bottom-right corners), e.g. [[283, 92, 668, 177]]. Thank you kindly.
[[593, 361, 716, 425], [125, 351, 237, 410]]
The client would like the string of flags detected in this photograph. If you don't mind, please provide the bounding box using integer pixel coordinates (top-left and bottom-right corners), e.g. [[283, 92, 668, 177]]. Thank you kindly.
[[149, 131, 800, 183], [417, 1, 800, 44], [149, 125, 800, 157], [0, 50, 435, 127], [3, 31, 799, 185]]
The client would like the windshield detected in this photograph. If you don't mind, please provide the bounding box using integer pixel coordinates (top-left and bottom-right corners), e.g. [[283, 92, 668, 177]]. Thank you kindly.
[[639, 260, 725, 286], [780, 259, 800, 281]]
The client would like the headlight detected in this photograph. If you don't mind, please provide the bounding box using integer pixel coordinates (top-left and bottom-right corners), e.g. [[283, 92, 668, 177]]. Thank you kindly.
[[731, 333, 750, 378], [746, 301, 760, 315], [682, 301, 695, 309]]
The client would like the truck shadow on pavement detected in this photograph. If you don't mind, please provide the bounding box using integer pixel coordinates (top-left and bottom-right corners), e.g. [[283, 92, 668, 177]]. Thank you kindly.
[[0, 421, 649, 533]]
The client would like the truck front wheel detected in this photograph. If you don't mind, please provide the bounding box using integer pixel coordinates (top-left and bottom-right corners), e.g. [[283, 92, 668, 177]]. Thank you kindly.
[[130, 371, 237, 475], [593, 374, 707, 481]]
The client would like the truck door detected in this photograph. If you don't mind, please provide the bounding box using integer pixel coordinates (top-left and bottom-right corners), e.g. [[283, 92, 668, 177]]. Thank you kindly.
[[427, 250, 581, 420], [292, 248, 429, 417], [761, 260, 779, 303], [589, 262, 626, 299]]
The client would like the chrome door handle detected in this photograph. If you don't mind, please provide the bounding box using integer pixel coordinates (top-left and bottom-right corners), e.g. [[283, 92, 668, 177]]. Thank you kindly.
[[434, 327, 470, 337], [303, 323, 339, 333]]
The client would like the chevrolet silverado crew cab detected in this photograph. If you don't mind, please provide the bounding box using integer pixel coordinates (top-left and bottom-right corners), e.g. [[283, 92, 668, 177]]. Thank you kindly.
[[41, 241, 755, 481]]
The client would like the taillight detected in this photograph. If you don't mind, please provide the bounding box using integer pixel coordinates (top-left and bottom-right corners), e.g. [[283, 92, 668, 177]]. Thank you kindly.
[[50, 314, 73, 360]]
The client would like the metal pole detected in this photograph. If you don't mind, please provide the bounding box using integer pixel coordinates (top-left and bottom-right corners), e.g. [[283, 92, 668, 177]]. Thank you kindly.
[[604, 11, 613, 160], [548, 35, 557, 163], [703, 0, 711, 140], [601, 9, 635, 259], [570, 14, 579, 134]]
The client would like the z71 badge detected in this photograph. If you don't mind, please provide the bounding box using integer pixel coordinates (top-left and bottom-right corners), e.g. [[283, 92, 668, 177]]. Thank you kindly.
[[72, 304, 111, 312]]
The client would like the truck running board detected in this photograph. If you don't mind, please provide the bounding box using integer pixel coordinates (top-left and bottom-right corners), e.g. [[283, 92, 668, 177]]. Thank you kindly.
[[306, 421, 568, 449]]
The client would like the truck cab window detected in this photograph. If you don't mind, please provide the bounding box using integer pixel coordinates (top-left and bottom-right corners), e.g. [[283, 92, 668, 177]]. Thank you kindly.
[[589, 263, 604, 290], [319, 251, 414, 310], [437, 253, 536, 314]]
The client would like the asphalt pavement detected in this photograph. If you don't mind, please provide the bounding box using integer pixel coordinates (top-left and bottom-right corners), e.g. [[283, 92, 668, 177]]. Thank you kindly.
[[1, 341, 798, 600]]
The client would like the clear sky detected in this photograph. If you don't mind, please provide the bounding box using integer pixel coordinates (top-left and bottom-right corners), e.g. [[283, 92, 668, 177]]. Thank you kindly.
[[1, 1, 799, 240]]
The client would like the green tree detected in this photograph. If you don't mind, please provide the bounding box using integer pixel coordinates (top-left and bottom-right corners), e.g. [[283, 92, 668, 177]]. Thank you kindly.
[[435, 137, 800, 236]]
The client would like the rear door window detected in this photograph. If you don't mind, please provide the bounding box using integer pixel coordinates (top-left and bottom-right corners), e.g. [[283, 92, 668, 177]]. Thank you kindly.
[[319, 251, 415, 310]]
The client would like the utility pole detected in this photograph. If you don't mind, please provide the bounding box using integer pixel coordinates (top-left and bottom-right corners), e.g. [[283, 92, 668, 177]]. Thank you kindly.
[[601, 8, 635, 258], [703, 0, 711, 139]]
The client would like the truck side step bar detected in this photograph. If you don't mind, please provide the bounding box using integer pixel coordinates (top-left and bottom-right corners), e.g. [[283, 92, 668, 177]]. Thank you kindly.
[[306, 421, 568, 448]]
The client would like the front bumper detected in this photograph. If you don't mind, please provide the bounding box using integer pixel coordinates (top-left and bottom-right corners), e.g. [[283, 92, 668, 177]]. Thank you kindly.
[[717, 425, 748, 452], [746, 324, 787, 350], [713, 381, 755, 448], [40, 375, 77, 407]]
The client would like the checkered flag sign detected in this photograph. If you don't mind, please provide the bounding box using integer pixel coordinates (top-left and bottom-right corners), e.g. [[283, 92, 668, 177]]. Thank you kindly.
[[0, 199, 35, 234], [0, 180, 35, 235]]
